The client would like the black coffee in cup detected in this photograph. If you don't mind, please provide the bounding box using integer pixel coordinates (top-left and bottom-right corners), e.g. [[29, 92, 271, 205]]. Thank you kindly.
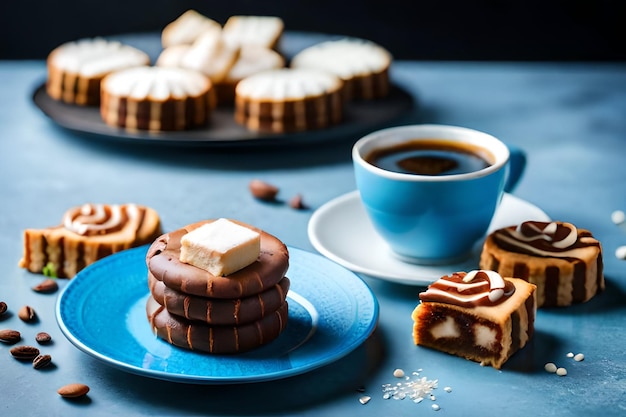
[[365, 139, 494, 176]]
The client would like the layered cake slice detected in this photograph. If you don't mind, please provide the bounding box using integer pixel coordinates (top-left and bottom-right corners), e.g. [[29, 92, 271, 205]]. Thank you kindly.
[[19, 203, 161, 278], [290, 38, 392, 100], [100, 66, 216, 131], [480, 221, 604, 307], [234, 68, 345, 133], [46, 38, 150, 106], [146, 218, 290, 354], [412, 270, 536, 369]]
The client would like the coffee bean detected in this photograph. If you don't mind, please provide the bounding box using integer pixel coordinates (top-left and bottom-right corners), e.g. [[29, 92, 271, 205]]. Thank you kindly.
[[10, 345, 40, 360], [32, 278, 58, 293], [18, 305, 36, 322], [0, 301, 7, 315], [35, 332, 52, 344], [0, 329, 21, 344], [249, 179, 279, 201], [32, 354, 52, 369], [57, 383, 90, 398], [289, 194, 307, 210]]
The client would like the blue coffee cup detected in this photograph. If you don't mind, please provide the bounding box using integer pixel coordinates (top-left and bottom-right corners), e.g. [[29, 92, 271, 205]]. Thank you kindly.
[[353, 124, 525, 265]]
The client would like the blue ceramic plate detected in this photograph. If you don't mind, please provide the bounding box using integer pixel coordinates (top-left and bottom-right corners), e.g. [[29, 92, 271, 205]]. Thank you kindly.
[[56, 246, 379, 384]]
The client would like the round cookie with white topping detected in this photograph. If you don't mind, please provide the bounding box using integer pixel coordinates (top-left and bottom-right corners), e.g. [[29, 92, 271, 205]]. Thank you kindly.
[[480, 221, 604, 307], [234, 68, 345, 133], [290, 38, 392, 101], [412, 270, 536, 369], [100, 66, 216, 131], [46, 38, 150, 106]]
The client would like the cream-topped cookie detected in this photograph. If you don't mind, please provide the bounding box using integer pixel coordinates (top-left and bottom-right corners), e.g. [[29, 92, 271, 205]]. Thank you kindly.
[[100, 66, 216, 131], [291, 38, 392, 100], [46, 38, 150, 106], [234, 68, 345, 133]]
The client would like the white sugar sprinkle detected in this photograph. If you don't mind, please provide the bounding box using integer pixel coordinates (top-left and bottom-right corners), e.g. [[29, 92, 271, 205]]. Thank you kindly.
[[444, 386, 452, 393], [544, 362, 558, 373], [556, 367, 568, 376], [382, 371, 439, 404], [611, 210, 625, 225], [566, 352, 574, 358], [432, 404, 441, 411], [393, 368, 405, 378], [615, 246, 626, 260], [359, 395, 371, 405], [574, 353, 585, 362]]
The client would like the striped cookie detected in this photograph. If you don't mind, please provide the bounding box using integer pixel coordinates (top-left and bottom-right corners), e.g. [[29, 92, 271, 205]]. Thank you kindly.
[[148, 273, 290, 325], [234, 68, 345, 133], [46, 38, 150, 106], [100, 66, 216, 131], [291, 38, 392, 100], [146, 295, 288, 354]]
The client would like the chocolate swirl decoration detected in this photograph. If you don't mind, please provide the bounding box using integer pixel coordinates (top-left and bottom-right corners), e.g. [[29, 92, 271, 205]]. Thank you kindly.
[[63, 203, 138, 236], [419, 270, 515, 307], [492, 221, 595, 258]]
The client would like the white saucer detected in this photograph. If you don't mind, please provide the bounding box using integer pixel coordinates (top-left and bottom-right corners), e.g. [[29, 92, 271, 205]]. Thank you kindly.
[[307, 190, 550, 286]]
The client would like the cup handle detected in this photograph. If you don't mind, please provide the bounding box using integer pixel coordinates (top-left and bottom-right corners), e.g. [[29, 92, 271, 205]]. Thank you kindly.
[[505, 145, 526, 193]]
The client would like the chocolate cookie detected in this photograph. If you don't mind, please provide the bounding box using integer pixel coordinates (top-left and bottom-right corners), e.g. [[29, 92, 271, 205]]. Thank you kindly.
[[147, 220, 289, 299], [146, 296, 288, 354], [148, 273, 290, 325]]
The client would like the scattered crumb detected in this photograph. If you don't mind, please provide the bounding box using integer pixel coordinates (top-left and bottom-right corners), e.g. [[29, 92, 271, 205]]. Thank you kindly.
[[544, 362, 558, 373], [611, 210, 625, 225]]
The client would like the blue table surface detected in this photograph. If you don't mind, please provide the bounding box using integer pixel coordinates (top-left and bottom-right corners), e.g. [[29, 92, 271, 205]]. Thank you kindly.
[[1, 33, 625, 416]]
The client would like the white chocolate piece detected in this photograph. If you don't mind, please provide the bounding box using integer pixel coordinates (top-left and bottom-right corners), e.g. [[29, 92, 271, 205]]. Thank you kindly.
[[161, 9, 222, 48], [179, 219, 260, 276], [222, 15, 284, 49]]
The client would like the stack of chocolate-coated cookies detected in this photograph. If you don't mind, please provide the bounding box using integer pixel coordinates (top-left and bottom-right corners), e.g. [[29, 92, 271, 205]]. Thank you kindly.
[[145, 220, 290, 354]]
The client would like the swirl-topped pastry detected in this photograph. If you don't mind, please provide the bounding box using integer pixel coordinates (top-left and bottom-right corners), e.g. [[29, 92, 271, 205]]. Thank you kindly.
[[480, 221, 604, 307], [19, 203, 161, 278], [412, 270, 536, 369], [63, 203, 138, 236]]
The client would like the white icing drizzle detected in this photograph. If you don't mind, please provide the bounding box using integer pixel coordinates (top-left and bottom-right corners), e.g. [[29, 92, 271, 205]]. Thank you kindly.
[[463, 270, 509, 303], [419, 270, 515, 307], [498, 221, 589, 257]]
